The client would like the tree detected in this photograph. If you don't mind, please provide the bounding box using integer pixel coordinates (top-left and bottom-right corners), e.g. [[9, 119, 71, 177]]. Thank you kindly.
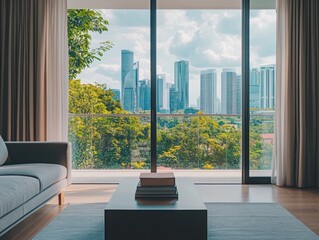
[[67, 10, 273, 171], [68, 9, 113, 80]]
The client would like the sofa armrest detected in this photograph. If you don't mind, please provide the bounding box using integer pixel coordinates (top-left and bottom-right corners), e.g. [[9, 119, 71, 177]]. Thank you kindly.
[[4, 142, 72, 184]]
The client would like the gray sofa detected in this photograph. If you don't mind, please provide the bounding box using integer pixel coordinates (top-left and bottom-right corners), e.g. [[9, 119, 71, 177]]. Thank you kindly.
[[0, 138, 71, 236]]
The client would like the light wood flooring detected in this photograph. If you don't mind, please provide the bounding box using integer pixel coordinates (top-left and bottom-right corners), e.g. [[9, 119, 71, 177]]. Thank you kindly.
[[2, 184, 319, 240]]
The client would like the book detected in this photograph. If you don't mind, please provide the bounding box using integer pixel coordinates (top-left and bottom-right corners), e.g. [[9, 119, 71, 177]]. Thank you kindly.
[[136, 188, 177, 195], [136, 189, 177, 195], [139, 172, 175, 186], [135, 189, 178, 199], [136, 181, 177, 193]]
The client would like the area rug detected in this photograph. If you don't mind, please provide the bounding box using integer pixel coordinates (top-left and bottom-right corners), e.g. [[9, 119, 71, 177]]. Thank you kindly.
[[33, 203, 319, 240]]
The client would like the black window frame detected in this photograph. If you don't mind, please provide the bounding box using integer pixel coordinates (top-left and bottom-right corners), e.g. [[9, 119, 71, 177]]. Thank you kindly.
[[150, 0, 271, 184]]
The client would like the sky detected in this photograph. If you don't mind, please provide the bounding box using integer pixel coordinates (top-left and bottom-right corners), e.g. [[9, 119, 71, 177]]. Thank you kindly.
[[77, 9, 276, 107]]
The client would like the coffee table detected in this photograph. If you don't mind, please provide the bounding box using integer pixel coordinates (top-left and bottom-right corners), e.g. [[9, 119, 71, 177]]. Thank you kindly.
[[104, 177, 207, 240]]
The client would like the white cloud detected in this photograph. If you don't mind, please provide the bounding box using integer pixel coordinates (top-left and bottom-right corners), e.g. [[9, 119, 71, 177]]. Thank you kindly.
[[79, 68, 121, 90], [97, 64, 120, 72], [77, 9, 276, 105]]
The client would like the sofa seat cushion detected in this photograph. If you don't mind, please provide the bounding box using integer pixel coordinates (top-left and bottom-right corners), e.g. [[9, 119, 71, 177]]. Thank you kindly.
[[0, 176, 40, 218], [0, 135, 8, 165], [0, 163, 67, 191]]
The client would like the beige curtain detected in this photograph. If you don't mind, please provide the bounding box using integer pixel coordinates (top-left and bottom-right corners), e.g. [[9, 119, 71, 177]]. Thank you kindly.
[[275, 0, 319, 187], [46, 0, 68, 141], [0, 0, 68, 141]]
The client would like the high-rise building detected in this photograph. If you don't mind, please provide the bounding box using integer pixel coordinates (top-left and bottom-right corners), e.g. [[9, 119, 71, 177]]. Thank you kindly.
[[221, 68, 239, 114], [174, 60, 189, 110], [250, 68, 260, 109], [260, 64, 275, 109], [216, 98, 221, 114], [139, 79, 150, 111], [169, 84, 178, 113], [156, 74, 165, 111], [123, 74, 136, 112], [111, 89, 120, 101], [121, 50, 134, 101], [236, 75, 242, 114], [121, 50, 139, 112], [166, 82, 173, 109], [200, 69, 217, 114], [196, 97, 200, 109]]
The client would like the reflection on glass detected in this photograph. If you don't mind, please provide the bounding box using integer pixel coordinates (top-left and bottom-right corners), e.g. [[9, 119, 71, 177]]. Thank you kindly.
[[249, 7, 276, 174]]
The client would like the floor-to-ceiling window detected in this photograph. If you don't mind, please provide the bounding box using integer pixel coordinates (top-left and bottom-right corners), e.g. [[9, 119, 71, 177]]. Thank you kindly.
[[67, 0, 276, 184], [156, 3, 242, 177], [67, 5, 151, 172], [247, 0, 276, 182]]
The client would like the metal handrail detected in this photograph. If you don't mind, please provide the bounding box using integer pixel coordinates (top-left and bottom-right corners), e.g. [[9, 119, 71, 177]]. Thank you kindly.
[[68, 113, 275, 117]]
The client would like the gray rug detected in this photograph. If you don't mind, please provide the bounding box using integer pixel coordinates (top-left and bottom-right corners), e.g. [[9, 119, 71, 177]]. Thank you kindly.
[[33, 203, 319, 240]]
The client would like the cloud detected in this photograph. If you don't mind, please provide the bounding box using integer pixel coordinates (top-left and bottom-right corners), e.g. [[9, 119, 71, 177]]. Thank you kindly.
[[76, 9, 276, 105], [95, 64, 120, 75], [250, 10, 276, 66], [165, 10, 241, 69], [216, 11, 241, 35], [79, 67, 121, 90]]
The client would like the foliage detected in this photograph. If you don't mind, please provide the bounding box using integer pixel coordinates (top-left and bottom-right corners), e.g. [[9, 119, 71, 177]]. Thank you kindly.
[[68, 9, 113, 80], [68, 80, 274, 170], [67, 10, 273, 171], [131, 161, 147, 169]]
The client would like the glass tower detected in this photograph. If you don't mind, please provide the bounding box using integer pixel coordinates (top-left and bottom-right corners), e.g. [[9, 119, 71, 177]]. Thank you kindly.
[[221, 68, 238, 114], [174, 60, 189, 110], [121, 50, 139, 112], [200, 69, 217, 114], [260, 64, 275, 109], [139, 79, 151, 111], [156, 74, 165, 111]]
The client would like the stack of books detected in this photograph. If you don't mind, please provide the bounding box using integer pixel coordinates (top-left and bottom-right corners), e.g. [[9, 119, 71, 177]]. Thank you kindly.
[[135, 172, 178, 199]]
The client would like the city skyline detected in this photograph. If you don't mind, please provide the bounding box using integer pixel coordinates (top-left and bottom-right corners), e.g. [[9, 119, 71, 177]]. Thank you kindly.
[[77, 9, 276, 106], [119, 48, 275, 113]]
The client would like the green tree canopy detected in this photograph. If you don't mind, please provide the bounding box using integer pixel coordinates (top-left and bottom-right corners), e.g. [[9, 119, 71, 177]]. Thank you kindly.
[[68, 9, 113, 80]]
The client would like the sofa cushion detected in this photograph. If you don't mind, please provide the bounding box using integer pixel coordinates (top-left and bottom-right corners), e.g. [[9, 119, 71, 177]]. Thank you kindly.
[[0, 163, 67, 191], [0, 175, 40, 218], [0, 135, 8, 165]]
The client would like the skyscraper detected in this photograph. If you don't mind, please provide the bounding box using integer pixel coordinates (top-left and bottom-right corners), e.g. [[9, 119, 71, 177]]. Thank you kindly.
[[260, 64, 275, 109], [250, 68, 260, 109], [121, 50, 139, 112], [174, 60, 189, 110], [169, 84, 178, 113], [200, 69, 217, 114], [236, 75, 242, 114], [121, 50, 133, 101], [139, 79, 151, 111], [221, 68, 238, 114], [156, 74, 165, 111], [166, 82, 173, 110]]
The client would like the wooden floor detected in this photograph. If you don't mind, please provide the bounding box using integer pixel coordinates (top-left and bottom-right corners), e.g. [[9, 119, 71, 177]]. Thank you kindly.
[[2, 183, 319, 240]]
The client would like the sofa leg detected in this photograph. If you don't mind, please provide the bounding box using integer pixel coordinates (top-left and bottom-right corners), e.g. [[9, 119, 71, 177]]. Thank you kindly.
[[58, 192, 65, 205]]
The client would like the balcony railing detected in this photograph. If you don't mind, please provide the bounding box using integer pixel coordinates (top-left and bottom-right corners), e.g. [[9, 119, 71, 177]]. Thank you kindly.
[[68, 113, 274, 172]]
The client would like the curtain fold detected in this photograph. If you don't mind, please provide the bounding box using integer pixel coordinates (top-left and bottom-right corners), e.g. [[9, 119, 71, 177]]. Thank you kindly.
[[275, 0, 319, 187], [0, 0, 47, 141], [46, 0, 68, 141], [0, 0, 68, 141]]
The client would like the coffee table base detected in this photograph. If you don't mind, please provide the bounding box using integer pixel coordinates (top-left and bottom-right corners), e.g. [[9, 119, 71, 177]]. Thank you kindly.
[[105, 208, 207, 240]]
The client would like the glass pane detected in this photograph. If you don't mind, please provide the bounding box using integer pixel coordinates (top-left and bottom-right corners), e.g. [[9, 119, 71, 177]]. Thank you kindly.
[[68, 8, 150, 169], [249, 2, 276, 176], [156, 5, 242, 179]]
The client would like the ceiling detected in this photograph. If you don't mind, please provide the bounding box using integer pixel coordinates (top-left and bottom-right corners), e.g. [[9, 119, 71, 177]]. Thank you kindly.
[[68, 0, 276, 10]]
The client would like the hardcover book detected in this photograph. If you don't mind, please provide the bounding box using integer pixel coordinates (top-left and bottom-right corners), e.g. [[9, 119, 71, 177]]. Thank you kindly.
[[139, 172, 175, 186]]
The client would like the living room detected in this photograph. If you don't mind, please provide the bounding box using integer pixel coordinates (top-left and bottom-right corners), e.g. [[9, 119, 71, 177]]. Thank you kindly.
[[1, 0, 319, 239]]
